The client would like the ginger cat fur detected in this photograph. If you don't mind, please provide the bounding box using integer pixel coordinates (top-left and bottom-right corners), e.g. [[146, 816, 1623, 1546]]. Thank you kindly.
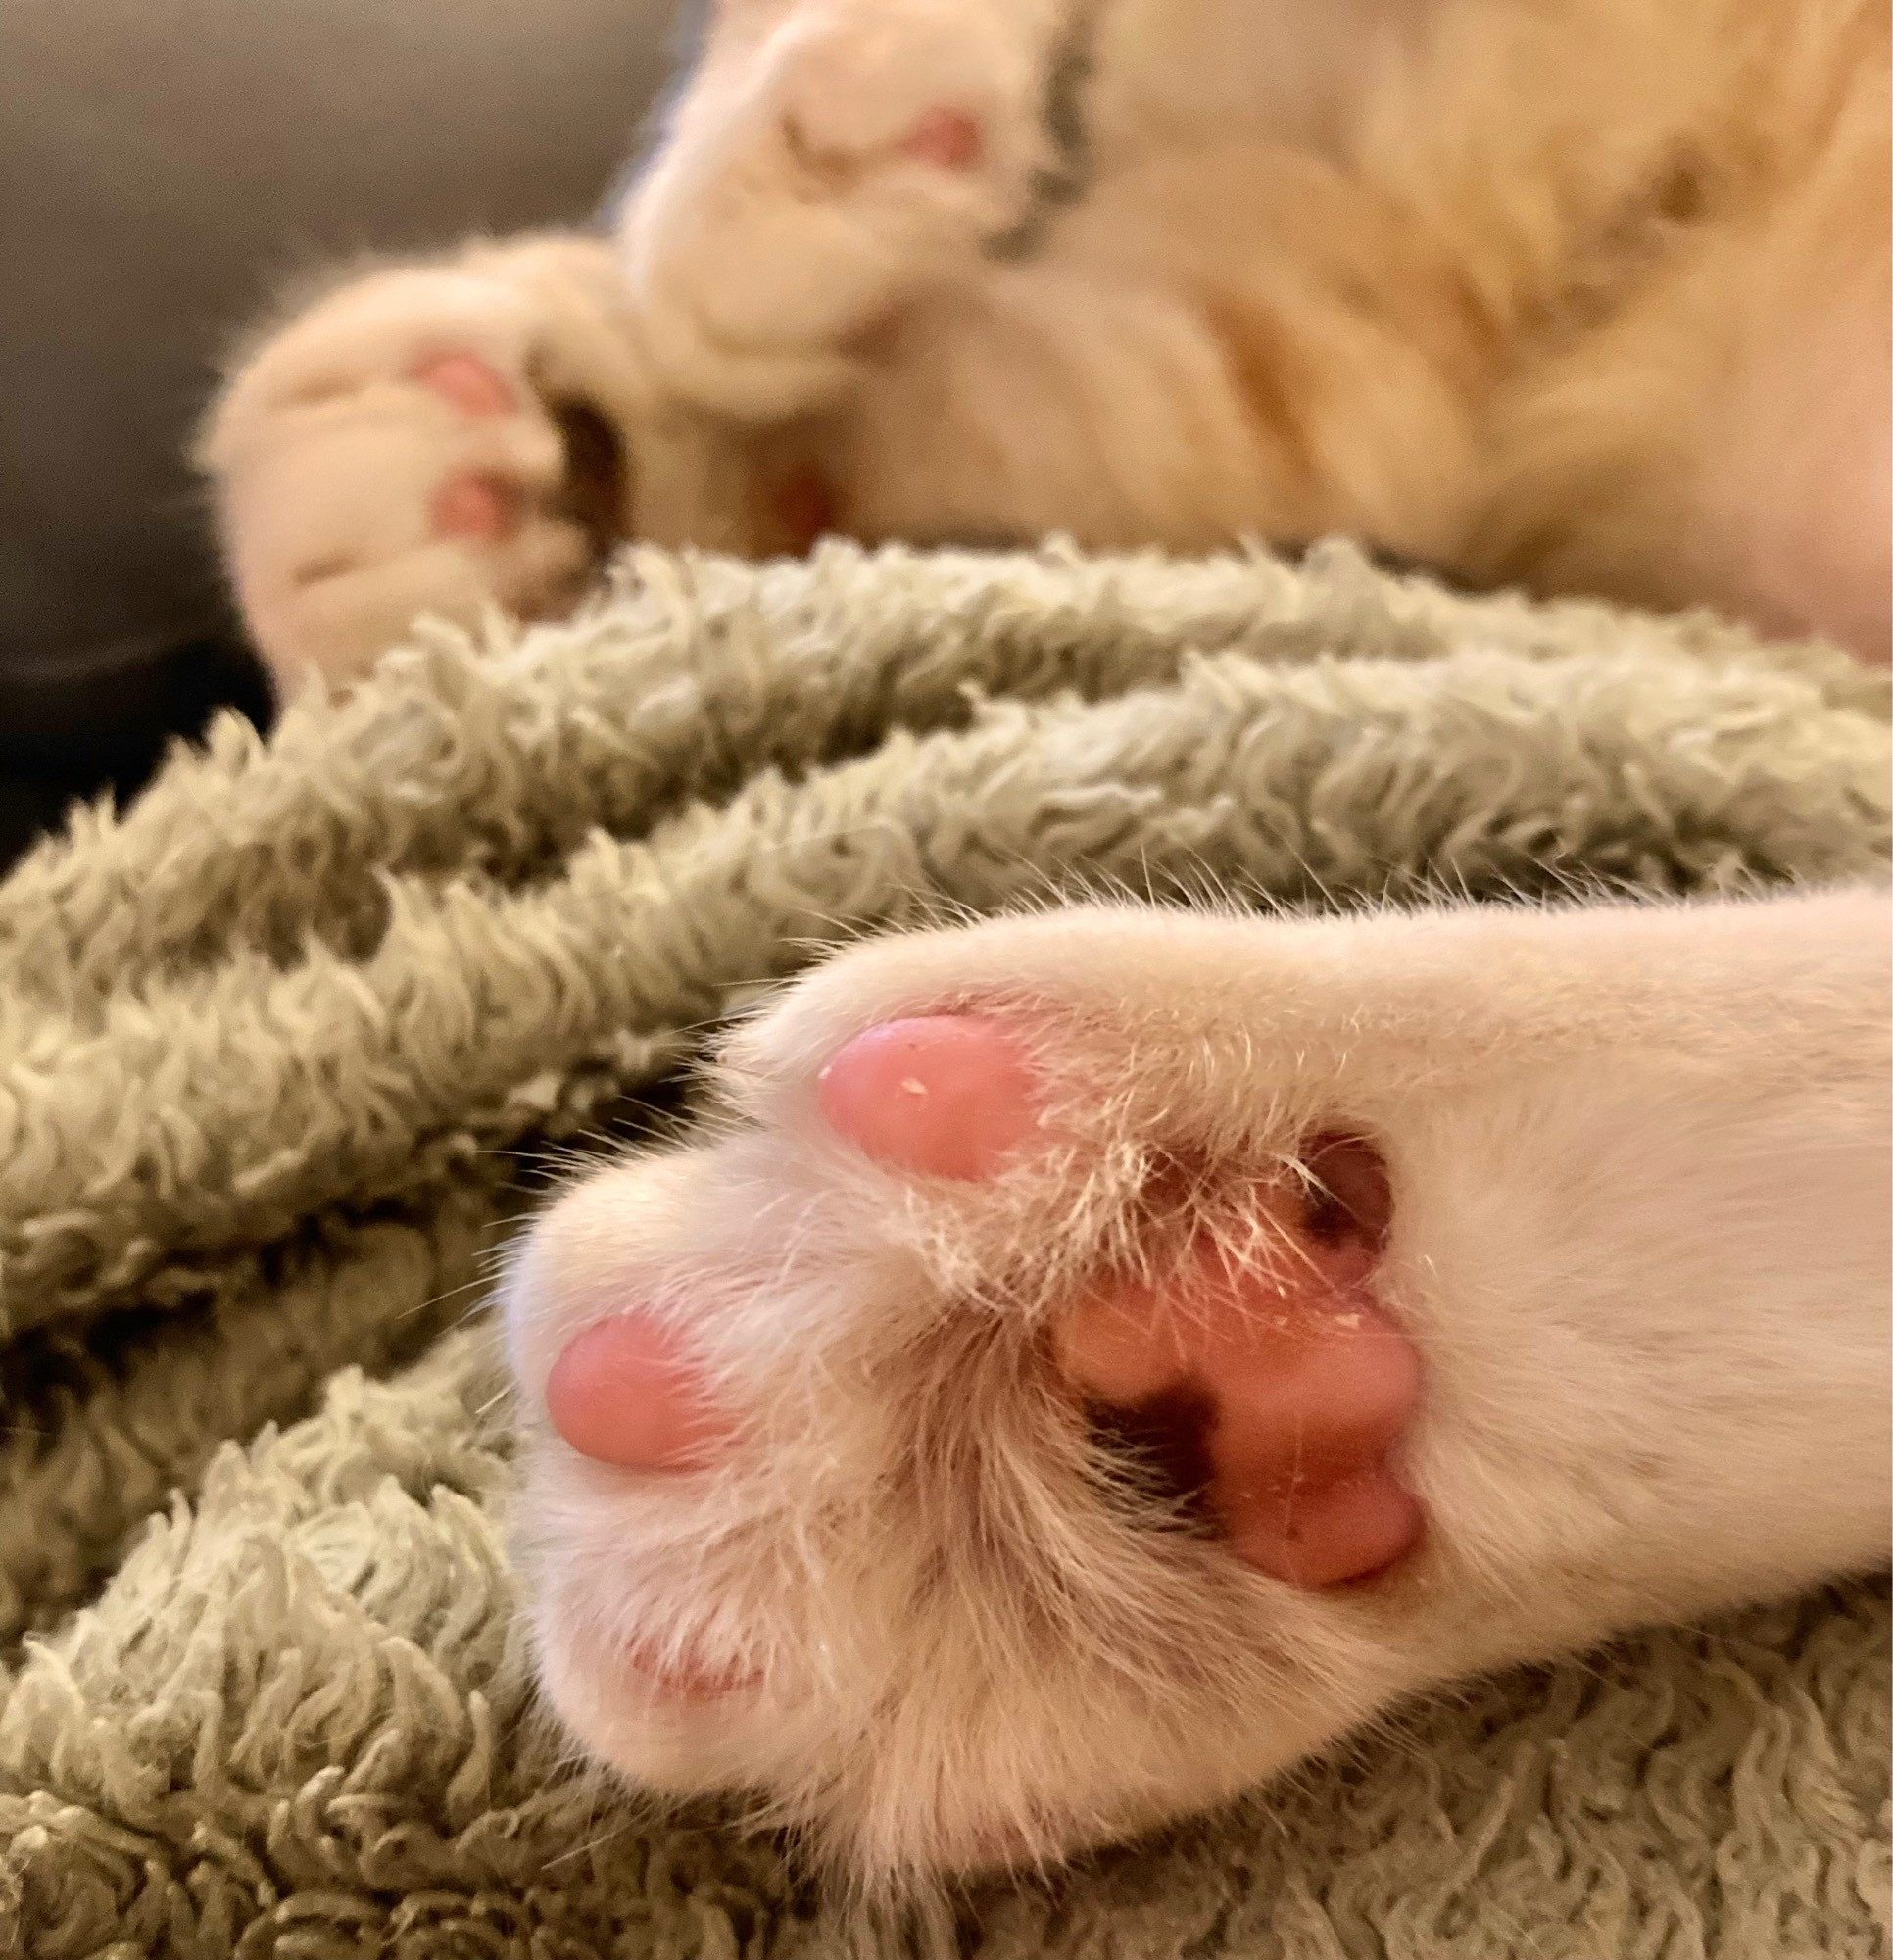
[[203, 0, 1890, 690]]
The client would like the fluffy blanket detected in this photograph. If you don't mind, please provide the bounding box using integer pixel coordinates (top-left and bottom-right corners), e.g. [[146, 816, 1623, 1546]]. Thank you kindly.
[[0, 542, 1886, 1959]]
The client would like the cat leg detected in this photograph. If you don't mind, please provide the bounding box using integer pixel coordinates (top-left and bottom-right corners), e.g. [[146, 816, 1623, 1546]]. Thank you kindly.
[[502, 886, 1891, 1885], [200, 237, 664, 694]]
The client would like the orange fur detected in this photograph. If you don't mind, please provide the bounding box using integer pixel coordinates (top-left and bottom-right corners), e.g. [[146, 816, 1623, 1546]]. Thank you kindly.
[[203, 0, 1890, 689]]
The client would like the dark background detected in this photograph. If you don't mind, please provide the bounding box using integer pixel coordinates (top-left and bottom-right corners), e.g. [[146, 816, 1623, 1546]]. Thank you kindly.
[[0, 0, 691, 870]]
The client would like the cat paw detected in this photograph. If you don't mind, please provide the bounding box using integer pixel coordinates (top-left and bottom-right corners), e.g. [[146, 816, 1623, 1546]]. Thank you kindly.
[[502, 906, 1463, 1882], [623, 0, 1058, 416], [502, 892, 1893, 1884], [202, 268, 625, 692]]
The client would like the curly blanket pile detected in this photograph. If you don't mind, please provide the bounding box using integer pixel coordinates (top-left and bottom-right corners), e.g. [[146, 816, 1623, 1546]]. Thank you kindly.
[[0, 542, 1886, 1958]]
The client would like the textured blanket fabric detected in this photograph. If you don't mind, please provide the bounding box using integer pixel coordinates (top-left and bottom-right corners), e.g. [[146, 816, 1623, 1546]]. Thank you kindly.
[[0, 542, 1886, 1958]]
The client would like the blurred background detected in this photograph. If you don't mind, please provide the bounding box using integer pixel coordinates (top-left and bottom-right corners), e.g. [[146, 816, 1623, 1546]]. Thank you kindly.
[[0, 0, 688, 870]]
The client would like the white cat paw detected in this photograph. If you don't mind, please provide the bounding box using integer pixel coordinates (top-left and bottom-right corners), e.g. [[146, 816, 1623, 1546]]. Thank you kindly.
[[203, 269, 621, 693], [624, 0, 1058, 416], [501, 890, 1892, 1886], [501, 906, 1458, 1885]]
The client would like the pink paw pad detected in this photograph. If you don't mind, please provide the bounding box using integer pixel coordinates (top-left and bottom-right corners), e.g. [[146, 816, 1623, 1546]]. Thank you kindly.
[[410, 350, 518, 417], [816, 1015, 1040, 1180], [544, 1312, 734, 1473], [1057, 1219, 1425, 1588], [411, 354, 524, 539], [429, 472, 519, 541], [898, 107, 983, 171], [621, 1638, 759, 1705]]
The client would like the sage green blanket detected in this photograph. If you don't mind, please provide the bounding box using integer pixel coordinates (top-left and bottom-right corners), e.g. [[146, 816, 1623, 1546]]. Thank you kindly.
[[0, 542, 1886, 1958]]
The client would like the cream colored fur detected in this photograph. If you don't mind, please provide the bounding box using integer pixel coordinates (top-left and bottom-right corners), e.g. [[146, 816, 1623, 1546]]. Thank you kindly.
[[201, 0, 1889, 690], [501, 885, 1891, 1887]]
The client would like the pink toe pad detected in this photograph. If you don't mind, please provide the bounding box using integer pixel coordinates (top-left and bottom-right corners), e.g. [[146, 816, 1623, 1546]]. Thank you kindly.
[[1224, 1464, 1424, 1590], [622, 1637, 759, 1704], [899, 107, 983, 171], [430, 473, 518, 540], [545, 1313, 733, 1472], [817, 1015, 1040, 1180], [412, 350, 518, 417]]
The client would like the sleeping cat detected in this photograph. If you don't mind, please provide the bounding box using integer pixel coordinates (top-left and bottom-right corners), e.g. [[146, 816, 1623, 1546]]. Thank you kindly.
[[202, 0, 1889, 688], [202, 0, 1890, 1894]]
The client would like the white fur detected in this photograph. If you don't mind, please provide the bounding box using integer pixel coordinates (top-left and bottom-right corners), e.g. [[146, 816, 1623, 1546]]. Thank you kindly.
[[501, 886, 1891, 1888]]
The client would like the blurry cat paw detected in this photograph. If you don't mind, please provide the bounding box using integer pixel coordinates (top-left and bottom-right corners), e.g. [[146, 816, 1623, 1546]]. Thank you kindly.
[[204, 266, 624, 692], [623, 0, 1058, 417]]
